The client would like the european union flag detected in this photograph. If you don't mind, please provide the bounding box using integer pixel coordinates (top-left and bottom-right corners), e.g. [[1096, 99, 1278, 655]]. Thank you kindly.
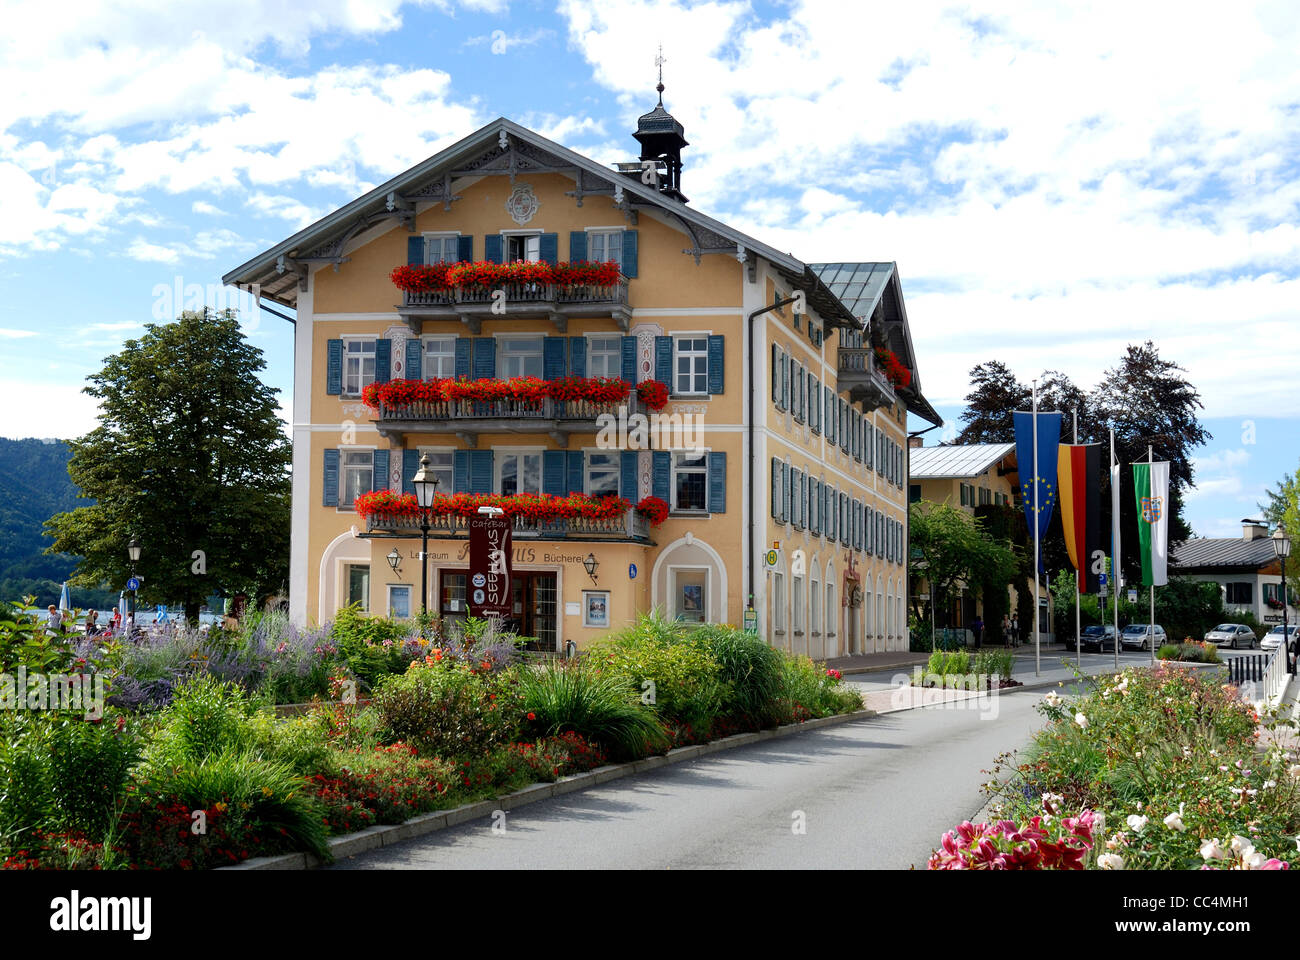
[[1013, 410, 1063, 573]]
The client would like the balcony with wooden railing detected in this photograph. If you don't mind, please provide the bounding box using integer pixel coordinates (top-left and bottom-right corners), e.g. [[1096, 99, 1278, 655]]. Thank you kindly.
[[837, 347, 898, 411], [399, 277, 632, 334], [364, 507, 651, 542]]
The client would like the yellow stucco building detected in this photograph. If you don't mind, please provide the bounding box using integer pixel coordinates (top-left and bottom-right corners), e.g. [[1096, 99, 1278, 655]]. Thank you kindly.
[[224, 103, 941, 656]]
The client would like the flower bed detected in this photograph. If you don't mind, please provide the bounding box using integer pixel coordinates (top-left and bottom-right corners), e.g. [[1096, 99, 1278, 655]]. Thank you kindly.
[[1157, 639, 1220, 663], [362, 375, 631, 411], [390, 260, 622, 293], [354, 490, 632, 523], [930, 665, 1300, 870]]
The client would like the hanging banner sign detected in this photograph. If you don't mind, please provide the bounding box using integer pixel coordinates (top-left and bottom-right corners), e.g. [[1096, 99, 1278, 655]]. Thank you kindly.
[[469, 514, 512, 617]]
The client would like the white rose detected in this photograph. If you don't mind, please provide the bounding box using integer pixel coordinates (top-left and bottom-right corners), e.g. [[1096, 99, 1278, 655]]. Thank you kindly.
[[1200, 838, 1227, 861], [1097, 853, 1125, 870], [1163, 812, 1186, 832], [1126, 814, 1149, 834], [1075, 713, 1089, 729], [1243, 852, 1265, 870]]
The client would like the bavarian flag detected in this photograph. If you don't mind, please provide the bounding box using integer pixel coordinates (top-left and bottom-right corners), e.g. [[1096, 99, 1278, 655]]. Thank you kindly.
[[1132, 461, 1170, 587], [1013, 410, 1062, 572], [1057, 444, 1101, 593]]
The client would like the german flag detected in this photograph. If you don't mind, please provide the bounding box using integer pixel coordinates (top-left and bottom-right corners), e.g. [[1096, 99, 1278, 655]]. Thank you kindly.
[[1057, 444, 1101, 593]]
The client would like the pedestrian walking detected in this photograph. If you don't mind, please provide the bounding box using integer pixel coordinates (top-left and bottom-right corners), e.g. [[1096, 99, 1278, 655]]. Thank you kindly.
[[46, 604, 63, 636], [1001, 614, 1011, 647], [1009, 614, 1020, 647], [973, 615, 984, 649]]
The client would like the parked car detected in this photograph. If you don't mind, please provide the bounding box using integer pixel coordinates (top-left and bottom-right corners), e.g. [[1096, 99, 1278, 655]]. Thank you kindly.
[[1262, 624, 1299, 653], [1204, 623, 1258, 649], [1080, 624, 1118, 652], [1120, 623, 1166, 651]]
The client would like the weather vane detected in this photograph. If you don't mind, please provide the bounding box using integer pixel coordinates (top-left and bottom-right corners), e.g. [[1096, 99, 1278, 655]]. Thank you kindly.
[[655, 45, 666, 103]]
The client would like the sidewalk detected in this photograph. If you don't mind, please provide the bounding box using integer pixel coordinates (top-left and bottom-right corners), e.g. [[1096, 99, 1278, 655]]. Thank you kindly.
[[823, 651, 931, 675]]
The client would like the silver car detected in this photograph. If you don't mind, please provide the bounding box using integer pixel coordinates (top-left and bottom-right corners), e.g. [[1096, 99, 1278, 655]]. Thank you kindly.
[[1262, 624, 1298, 653], [1204, 623, 1258, 649], [1120, 623, 1166, 651]]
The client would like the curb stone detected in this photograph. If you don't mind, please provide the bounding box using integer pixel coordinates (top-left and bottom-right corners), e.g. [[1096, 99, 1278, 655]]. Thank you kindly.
[[216, 705, 879, 871]]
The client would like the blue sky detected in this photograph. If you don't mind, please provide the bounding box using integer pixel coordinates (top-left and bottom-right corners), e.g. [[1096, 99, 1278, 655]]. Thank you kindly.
[[1, 0, 1297, 540]]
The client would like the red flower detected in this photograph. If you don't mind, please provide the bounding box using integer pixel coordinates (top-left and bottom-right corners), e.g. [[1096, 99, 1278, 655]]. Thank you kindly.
[[635, 380, 670, 411], [873, 347, 912, 389], [389, 260, 622, 293], [635, 496, 669, 526], [362, 375, 632, 412]]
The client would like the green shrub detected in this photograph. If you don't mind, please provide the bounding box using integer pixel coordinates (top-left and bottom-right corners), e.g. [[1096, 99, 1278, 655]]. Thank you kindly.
[[593, 616, 724, 738], [245, 711, 335, 777], [158, 673, 255, 764], [0, 713, 53, 848], [517, 660, 668, 762], [1156, 644, 1181, 661], [780, 656, 863, 720], [373, 659, 521, 759], [685, 622, 785, 729], [332, 604, 415, 688], [138, 749, 329, 862], [1156, 642, 1220, 664], [45, 714, 141, 838]]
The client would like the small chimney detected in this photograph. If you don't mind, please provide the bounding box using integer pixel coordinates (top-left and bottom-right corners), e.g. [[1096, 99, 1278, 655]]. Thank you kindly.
[[909, 436, 924, 449], [1242, 518, 1269, 540]]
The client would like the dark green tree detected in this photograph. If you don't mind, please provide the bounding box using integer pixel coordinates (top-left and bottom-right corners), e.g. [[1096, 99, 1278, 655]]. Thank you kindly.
[[908, 500, 1018, 633], [45, 310, 290, 622], [955, 361, 1030, 443]]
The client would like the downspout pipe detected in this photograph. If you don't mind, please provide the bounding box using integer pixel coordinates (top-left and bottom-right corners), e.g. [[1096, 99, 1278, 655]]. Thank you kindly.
[[746, 296, 801, 620]]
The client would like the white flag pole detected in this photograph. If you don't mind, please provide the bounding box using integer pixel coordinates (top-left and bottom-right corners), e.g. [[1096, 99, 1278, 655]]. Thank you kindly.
[[1111, 426, 1120, 672], [1033, 379, 1041, 678], [1149, 443, 1155, 666], [1074, 408, 1081, 669]]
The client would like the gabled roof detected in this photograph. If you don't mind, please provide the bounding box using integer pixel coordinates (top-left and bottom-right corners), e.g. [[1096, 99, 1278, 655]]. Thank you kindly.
[[910, 442, 1016, 479], [1172, 537, 1280, 570]]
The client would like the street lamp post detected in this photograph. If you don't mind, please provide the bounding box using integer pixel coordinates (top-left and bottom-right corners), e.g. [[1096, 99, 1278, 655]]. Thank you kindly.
[[1273, 526, 1292, 673], [411, 454, 439, 623], [127, 536, 142, 621]]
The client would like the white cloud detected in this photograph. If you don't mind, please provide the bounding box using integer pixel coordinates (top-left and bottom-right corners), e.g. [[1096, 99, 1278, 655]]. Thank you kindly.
[[0, 380, 100, 439], [0, 328, 39, 339], [192, 200, 226, 216], [466, 27, 553, 55]]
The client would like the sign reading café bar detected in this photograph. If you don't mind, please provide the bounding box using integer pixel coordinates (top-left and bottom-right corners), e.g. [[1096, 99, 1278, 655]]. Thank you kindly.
[[469, 513, 512, 617]]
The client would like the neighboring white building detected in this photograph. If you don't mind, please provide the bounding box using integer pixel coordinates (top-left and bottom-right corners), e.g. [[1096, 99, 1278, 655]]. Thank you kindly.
[[1171, 519, 1296, 626]]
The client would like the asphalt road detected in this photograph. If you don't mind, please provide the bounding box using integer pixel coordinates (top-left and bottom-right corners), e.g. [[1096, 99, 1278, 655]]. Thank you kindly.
[[329, 687, 1054, 871]]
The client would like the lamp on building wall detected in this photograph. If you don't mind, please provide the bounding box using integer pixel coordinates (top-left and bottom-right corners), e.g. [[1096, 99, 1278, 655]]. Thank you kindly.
[[583, 552, 599, 586], [1273, 526, 1292, 674], [386, 547, 402, 575], [412, 453, 439, 620]]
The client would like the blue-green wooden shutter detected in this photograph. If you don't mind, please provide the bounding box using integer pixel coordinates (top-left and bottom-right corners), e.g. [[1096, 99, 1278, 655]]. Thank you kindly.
[[568, 337, 586, 377], [621, 337, 637, 383], [707, 335, 724, 394], [809, 478, 818, 534], [840, 493, 849, 545], [771, 345, 781, 405], [484, 235, 503, 263], [469, 450, 493, 494], [407, 236, 423, 265], [783, 463, 791, 522], [621, 451, 638, 500], [322, 449, 339, 506], [543, 450, 566, 496], [866, 424, 873, 469], [375, 339, 392, 384], [771, 459, 782, 519], [472, 337, 495, 379], [326, 340, 343, 395], [780, 353, 789, 410], [652, 451, 670, 503], [797, 471, 806, 528], [405, 338, 422, 380], [543, 338, 567, 381], [453, 450, 469, 493], [855, 502, 863, 551], [372, 448, 389, 493], [654, 336, 672, 386], [621, 230, 638, 277], [403, 449, 419, 496], [457, 235, 473, 262], [455, 338, 471, 379], [567, 451, 584, 495], [866, 507, 874, 555], [569, 231, 587, 262], [824, 386, 833, 443], [539, 233, 558, 265], [707, 451, 726, 513], [809, 375, 819, 432]]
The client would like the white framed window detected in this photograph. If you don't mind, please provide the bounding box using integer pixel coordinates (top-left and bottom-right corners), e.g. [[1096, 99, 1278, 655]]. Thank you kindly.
[[340, 450, 373, 509], [673, 337, 709, 396], [422, 337, 456, 379], [345, 563, 370, 612], [499, 337, 544, 378], [588, 336, 622, 378], [504, 232, 541, 262], [586, 451, 620, 498], [811, 577, 821, 634], [423, 233, 460, 264], [388, 584, 412, 619], [671, 451, 708, 512], [793, 576, 805, 634], [587, 229, 623, 270], [825, 583, 836, 635], [498, 451, 542, 496], [417, 448, 455, 493], [773, 572, 786, 633], [342, 338, 377, 397]]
